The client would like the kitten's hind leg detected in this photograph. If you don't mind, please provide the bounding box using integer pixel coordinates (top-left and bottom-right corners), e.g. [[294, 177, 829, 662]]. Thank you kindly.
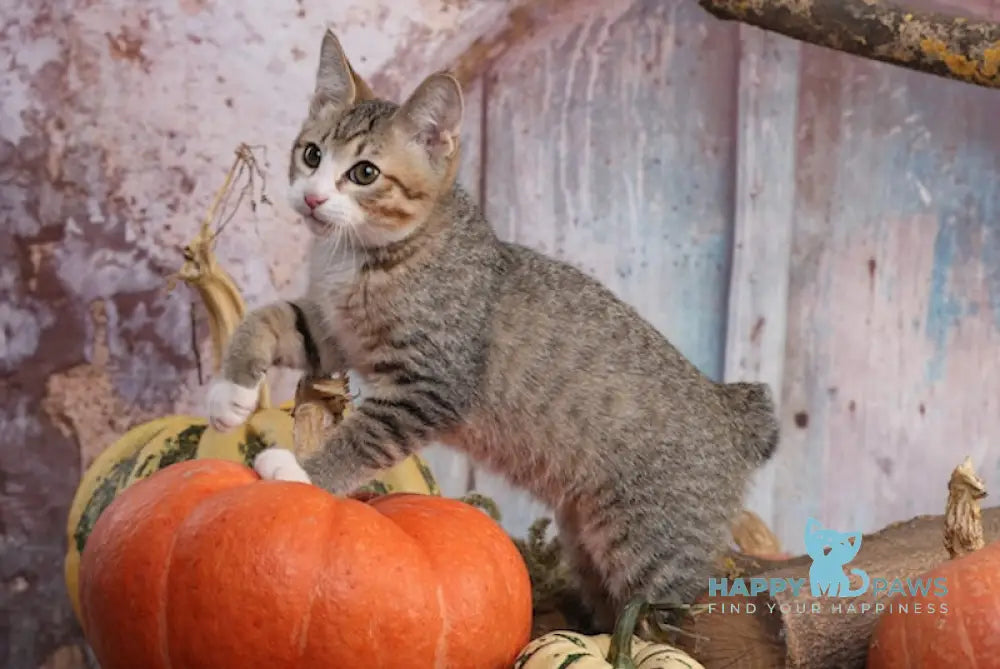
[[593, 503, 726, 640], [619, 543, 719, 639], [556, 527, 617, 634]]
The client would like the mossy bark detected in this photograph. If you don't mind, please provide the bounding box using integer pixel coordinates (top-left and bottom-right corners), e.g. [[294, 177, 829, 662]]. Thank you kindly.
[[699, 0, 1000, 89]]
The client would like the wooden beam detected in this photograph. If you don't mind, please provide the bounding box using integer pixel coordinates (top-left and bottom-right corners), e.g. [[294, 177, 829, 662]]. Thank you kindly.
[[678, 506, 1000, 669], [699, 0, 1000, 89]]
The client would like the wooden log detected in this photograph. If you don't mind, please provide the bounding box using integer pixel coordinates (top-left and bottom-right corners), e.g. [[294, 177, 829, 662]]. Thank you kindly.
[[698, 0, 1000, 89], [674, 506, 1000, 669]]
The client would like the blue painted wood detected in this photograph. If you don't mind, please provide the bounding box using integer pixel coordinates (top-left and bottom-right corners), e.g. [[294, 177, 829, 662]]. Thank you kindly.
[[776, 42, 1000, 552]]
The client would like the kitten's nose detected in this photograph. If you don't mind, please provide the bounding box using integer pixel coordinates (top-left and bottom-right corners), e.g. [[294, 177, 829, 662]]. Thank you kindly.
[[304, 194, 327, 210]]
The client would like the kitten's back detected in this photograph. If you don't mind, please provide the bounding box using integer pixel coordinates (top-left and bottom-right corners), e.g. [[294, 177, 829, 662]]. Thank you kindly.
[[468, 234, 774, 476]]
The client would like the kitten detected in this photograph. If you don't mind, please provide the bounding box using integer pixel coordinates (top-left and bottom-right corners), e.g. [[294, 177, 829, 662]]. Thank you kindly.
[[206, 28, 780, 631]]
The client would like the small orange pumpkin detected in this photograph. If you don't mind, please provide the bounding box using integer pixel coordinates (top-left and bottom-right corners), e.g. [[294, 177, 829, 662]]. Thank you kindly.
[[78, 459, 532, 669], [867, 457, 1000, 667], [867, 540, 1000, 667]]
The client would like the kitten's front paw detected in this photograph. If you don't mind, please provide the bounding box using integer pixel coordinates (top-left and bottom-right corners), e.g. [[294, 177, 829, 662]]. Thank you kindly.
[[253, 448, 312, 484], [206, 378, 259, 432]]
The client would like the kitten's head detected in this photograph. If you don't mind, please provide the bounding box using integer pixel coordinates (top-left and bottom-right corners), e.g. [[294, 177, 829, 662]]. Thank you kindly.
[[288, 29, 464, 248]]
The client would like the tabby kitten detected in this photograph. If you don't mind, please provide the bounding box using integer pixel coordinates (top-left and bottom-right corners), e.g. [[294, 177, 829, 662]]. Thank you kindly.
[[207, 28, 780, 631]]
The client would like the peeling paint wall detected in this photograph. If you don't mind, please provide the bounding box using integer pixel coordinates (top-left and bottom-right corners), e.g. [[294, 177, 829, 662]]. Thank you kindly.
[[0, 1, 513, 665], [4, 0, 1000, 665]]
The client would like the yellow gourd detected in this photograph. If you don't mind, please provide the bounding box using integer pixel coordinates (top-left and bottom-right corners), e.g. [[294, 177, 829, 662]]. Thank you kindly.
[[514, 598, 705, 669]]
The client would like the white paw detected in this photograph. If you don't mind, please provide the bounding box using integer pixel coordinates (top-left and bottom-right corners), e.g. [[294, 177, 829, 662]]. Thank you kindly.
[[206, 379, 259, 432], [253, 448, 312, 484]]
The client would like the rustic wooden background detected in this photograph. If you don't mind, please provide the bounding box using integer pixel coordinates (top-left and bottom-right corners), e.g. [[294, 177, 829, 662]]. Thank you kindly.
[[3, 0, 999, 666]]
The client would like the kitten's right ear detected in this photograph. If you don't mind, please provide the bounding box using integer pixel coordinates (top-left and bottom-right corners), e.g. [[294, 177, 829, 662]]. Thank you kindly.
[[311, 29, 370, 116], [394, 72, 464, 164]]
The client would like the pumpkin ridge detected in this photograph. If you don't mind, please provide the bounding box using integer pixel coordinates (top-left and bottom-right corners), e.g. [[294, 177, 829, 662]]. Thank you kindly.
[[900, 614, 910, 669], [295, 581, 318, 664], [294, 499, 331, 664], [433, 584, 449, 669], [952, 565, 978, 668], [158, 481, 202, 669], [430, 497, 511, 669], [159, 467, 259, 669]]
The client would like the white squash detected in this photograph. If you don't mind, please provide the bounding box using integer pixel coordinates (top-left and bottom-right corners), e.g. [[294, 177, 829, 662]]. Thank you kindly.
[[514, 598, 705, 669]]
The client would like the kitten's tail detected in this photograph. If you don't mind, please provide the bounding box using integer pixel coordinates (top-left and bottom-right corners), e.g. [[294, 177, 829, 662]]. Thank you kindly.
[[721, 381, 780, 463]]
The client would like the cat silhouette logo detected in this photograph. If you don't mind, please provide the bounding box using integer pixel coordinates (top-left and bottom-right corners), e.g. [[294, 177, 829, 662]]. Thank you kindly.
[[804, 517, 870, 598]]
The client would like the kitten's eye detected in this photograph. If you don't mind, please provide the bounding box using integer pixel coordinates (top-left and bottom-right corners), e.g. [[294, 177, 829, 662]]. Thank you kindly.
[[302, 143, 322, 169], [346, 161, 380, 186]]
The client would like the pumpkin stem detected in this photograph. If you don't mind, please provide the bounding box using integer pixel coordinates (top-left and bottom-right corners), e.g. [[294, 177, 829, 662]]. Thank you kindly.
[[605, 596, 646, 669], [290, 375, 351, 458], [943, 455, 988, 559], [167, 144, 272, 409]]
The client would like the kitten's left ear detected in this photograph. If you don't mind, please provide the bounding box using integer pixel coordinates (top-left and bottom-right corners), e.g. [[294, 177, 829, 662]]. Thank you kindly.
[[395, 72, 464, 162], [311, 29, 372, 116]]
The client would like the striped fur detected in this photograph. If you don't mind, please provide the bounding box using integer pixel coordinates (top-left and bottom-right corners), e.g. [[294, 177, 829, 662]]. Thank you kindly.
[[214, 29, 780, 634]]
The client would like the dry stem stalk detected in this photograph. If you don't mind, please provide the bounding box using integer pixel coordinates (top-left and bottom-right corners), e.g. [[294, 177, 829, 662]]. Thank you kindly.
[[943, 455, 988, 558], [168, 143, 272, 409], [290, 375, 352, 459]]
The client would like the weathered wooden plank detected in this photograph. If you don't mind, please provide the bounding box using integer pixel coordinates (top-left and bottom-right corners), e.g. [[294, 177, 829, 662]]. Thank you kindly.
[[777, 43, 1000, 552], [3, 0, 511, 664], [477, 0, 740, 537], [723, 27, 801, 540]]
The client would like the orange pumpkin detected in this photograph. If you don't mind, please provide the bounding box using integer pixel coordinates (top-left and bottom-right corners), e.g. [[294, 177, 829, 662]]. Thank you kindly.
[[78, 459, 532, 669], [866, 540, 1000, 667], [867, 457, 1000, 667]]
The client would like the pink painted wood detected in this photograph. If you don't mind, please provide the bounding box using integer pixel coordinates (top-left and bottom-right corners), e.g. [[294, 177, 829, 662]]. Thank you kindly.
[[776, 38, 1000, 551]]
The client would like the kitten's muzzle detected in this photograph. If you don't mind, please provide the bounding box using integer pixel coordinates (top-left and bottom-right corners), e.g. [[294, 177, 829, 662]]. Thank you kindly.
[[304, 193, 327, 210]]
